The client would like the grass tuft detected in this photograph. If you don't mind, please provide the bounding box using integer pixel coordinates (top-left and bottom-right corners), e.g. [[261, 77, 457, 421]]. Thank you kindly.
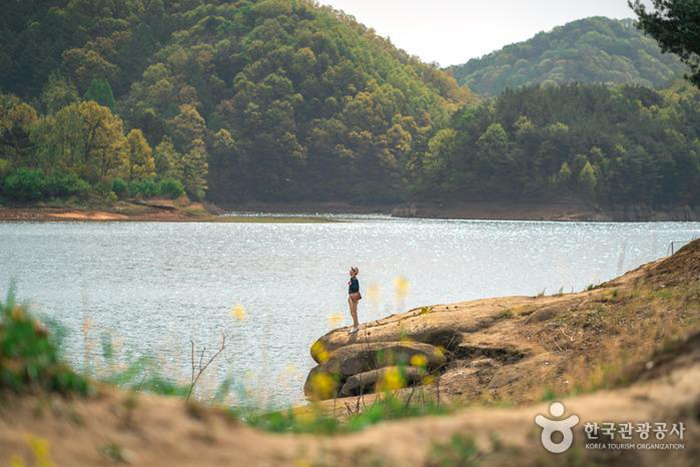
[[426, 434, 480, 467], [0, 288, 91, 396], [239, 393, 451, 434]]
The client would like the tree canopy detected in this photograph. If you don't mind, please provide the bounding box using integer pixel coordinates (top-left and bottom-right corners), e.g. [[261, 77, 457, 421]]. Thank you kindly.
[[448, 17, 687, 96], [413, 82, 700, 206], [0, 0, 473, 204], [1, 3, 699, 209], [630, 0, 700, 87]]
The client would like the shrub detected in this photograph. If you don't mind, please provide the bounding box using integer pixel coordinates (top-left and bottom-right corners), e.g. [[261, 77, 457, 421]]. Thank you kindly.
[[111, 178, 128, 199], [94, 180, 112, 197], [2, 168, 46, 201], [44, 172, 91, 198], [0, 289, 90, 395], [129, 178, 160, 198], [158, 178, 185, 199]]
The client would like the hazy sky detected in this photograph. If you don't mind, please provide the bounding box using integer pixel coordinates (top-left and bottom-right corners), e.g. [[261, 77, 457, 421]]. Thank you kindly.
[[319, 0, 651, 66]]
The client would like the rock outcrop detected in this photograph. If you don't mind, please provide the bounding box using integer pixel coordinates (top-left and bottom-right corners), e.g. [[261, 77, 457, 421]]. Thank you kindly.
[[305, 341, 446, 400], [306, 239, 700, 404]]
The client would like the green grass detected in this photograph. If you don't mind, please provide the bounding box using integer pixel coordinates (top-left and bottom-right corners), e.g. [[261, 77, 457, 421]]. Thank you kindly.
[[239, 394, 452, 434], [0, 288, 91, 395], [98, 355, 191, 397], [426, 434, 480, 467], [496, 309, 515, 319], [657, 289, 673, 300]]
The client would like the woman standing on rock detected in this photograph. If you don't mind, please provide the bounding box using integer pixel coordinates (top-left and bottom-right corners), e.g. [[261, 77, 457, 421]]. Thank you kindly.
[[348, 266, 361, 334]]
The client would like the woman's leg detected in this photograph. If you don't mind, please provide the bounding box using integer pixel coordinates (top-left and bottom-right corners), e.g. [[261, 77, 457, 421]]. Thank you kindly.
[[348, 296, 356, 328], [350, 297, 359, 328]]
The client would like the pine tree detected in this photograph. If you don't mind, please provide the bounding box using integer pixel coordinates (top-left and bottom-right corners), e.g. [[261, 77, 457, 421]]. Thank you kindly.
[[577, 161, 598, 198], [83, 79, 116, 111]]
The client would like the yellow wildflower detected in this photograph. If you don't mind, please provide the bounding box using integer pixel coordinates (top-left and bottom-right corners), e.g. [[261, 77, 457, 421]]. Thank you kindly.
[[378, 367, 406, 392], [327, 313, 343, 328], [394, 276, 410, 301], [25, 435, 54, 467], [410, 354, 428, 368], [230, 304, 246, 321], [309, 372, 336, 400], [310, 341, 330, 363]]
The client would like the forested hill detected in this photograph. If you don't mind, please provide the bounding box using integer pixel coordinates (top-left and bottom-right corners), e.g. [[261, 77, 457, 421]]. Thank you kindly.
[[2, 4, 700, 210], [448, 17, 687, 96], [0, 0, 472, 203]]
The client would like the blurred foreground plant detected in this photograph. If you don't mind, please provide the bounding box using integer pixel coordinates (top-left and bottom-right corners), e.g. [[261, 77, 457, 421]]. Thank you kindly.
[[0, 288, 90, 395], [241, 392, 451, 434]]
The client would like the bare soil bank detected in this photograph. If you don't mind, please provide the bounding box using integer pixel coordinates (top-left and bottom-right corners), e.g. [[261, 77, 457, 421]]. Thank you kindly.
[[5, 200, 699, 222], [0, 201, 331, 223], [0, 202, 215, 222]]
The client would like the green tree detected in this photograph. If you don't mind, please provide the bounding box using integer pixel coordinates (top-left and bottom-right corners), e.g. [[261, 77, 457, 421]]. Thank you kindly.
[[168, 104, 206, 149], [423, 128, 457, 193], [83, 79, 116, 111], [181, 138, 208, 200], [630, 0, 700, 87], [557, 161, 572, 189], [0, 95, 38, 161], [41, 73, 79, 115], [126, 129, 155, 181], [577, 161, 598, 198], [37, 101, 127, 181], [154, 137, 183, 181], [476, 123, 511, 178]]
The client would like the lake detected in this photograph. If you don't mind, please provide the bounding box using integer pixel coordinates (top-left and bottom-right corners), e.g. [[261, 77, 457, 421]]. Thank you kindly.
[[1, 216, 699, 408]]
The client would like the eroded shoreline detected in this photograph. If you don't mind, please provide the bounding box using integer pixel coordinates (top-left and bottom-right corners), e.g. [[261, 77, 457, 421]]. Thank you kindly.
[[3, 200, 700, 223]]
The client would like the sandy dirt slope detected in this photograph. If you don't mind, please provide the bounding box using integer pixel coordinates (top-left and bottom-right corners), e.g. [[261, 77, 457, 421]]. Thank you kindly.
[[1, 331, 699, 466]]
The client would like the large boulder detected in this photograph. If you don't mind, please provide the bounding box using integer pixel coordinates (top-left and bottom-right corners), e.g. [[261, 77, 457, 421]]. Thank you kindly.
[[304, 341, 446, 400]]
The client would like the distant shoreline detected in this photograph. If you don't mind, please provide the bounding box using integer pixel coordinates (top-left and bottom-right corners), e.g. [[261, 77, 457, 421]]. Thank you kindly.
[[2, 200, 699, 223], [220, 200, 700, 222], [391, 201, 700, 222], [0, 202, 333, 223]]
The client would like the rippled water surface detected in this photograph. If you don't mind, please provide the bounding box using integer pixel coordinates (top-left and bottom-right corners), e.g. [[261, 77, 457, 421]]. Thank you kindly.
[[1, 216, 698, 407]]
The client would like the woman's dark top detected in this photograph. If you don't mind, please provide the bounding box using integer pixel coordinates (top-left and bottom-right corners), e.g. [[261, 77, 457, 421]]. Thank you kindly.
[[348, 277, 359, 294]]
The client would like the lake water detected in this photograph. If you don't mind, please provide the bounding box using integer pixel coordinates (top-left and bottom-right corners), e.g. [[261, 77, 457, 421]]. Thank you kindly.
[[1, 216, 699, 408]]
